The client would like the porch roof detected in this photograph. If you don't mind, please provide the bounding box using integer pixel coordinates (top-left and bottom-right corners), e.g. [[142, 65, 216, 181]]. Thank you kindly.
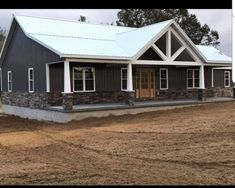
[[10, 15, 232, 63]]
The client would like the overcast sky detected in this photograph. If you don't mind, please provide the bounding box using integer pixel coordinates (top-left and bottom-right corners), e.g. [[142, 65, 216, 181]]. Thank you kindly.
[[0, 9, 232, 56]]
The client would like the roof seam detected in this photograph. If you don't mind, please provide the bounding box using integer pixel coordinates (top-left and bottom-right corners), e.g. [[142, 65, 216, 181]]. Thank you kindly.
[[15, 15, 135, 29], [29, 33, 116, 41]]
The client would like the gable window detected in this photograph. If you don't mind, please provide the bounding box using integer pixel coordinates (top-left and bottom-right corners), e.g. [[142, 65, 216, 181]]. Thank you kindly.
[[160, 68, 168, 90], [121, 68, 127, 90], [28, 68, 34, 92], [7, 71, 12, 92], [73, 67, 95, 92], [187, 69, 199, 88], [224, 71, 230, 87]]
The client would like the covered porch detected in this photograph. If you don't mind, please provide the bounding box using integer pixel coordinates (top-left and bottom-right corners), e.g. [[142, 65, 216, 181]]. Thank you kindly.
[[46, 59, 212, 111], [46, 97, 235, 112], [45, 27, 234, 111]]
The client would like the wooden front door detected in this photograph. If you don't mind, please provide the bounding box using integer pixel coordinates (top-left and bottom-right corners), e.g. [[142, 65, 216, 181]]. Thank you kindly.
[[136, 68, 155, 99]]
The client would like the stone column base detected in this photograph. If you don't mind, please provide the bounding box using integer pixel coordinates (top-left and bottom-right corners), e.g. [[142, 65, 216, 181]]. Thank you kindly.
[[198, 89, 206, 101], [62, 93, 73, 110], [46, 92, 53, 106], [125, 91, 135, 106], [233, 88, 235, 98]]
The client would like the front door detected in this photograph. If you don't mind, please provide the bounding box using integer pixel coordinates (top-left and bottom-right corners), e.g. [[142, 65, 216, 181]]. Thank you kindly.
[[136, 68, 155, 99]]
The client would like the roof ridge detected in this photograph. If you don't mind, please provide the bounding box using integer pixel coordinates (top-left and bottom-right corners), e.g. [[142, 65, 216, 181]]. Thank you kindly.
[[116, 19, 173, 36], [14, 14, 135, 29], [29, 32, 115, 41]]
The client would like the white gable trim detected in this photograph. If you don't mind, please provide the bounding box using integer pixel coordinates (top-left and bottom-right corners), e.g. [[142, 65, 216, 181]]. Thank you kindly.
[[133, 20, 174, 60], [170, 28, 202, 63], [171, 46, 186, 61], [132, 21, 204, 63], [134, 26, 203, 65], [152, 44, 167, 60], [134, 60, 202, 66], [166, 30, 171, 58], [171, 21, 211, 63]]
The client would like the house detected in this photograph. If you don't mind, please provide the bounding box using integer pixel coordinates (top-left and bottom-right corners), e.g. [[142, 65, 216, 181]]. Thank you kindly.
[[0, 15, 233, 122]]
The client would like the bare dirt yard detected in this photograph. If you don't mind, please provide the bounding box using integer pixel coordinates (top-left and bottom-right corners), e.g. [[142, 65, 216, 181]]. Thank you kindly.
[[0, 102, 234, 185]]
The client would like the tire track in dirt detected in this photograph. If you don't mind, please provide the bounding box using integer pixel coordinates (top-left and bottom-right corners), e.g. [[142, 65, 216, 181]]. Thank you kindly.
[[35, 130, 235, 170]]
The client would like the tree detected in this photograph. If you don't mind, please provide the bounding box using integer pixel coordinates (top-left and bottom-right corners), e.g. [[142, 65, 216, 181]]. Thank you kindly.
[[78, 15, 87, 22], [116, 9, 220, 47], [0, 28, 7, 52]]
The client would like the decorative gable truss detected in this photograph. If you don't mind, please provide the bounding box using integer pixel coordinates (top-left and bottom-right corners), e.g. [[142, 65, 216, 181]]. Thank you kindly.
[[136, 27, 203, 65]]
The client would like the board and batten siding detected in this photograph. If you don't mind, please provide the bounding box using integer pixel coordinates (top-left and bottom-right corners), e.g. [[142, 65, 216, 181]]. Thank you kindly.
[[213, 69, 233, 87], [1, 20, 62, 92], [49, 62, 124, 92], [204, 66, 212, 88]]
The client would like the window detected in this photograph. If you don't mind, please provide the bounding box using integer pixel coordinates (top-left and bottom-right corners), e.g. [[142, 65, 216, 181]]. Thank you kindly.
[[7, 71, 12, 92], [160, 68, 168, 90], [28, 68, 34, 92], [224, 71, 230, 87], [73, 67, 95, 92], [187, 69, 199, 88], [121, 68, 127, 90]]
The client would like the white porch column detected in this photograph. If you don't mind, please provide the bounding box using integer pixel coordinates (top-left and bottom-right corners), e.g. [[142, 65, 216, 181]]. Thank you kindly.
[[199, 65, 205, 89], [64, 60, 71, 93], [127, 63, 133, 91], [46, 64, 50, 92]]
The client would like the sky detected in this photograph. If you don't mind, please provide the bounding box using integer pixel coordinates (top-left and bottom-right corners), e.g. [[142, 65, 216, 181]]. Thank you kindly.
[[0, 9, 232, 56]]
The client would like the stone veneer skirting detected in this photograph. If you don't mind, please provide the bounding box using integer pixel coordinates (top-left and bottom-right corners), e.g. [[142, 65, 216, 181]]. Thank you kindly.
[[1, 87, 233, 109], [1, 91, 48, 109], [73, 91, 133, 104], [157, 89, 199, 100]]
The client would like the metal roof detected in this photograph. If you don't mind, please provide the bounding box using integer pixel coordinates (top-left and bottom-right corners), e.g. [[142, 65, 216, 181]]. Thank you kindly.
[[12, 15, 232, 63], [196, 45, 232, 63]]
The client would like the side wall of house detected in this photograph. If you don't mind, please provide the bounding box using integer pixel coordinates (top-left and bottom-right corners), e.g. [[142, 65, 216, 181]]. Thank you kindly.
[[1, 21, 61, 92], [1, 20, 62, 108], [212, 69, 233, 97]]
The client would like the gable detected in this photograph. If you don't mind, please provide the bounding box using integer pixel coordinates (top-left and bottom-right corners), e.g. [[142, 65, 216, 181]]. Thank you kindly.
[[0, 20, 62, 92], [0, 19, 61, 68], [137, 26, 200, 63]]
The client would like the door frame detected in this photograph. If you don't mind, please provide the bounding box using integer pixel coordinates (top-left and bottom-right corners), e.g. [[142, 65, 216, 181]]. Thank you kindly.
[[135, 68, 155, 99]]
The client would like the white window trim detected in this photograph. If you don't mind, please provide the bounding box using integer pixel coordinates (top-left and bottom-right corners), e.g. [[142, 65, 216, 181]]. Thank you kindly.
[[7, 71, 12, 92], [187, 69, 200, 89], [160, 68, 168, 90], [121, 68, 127, 91], [224, 71, 230, 87], [73, 67, 96, 92], [28, 68, 34, 93]]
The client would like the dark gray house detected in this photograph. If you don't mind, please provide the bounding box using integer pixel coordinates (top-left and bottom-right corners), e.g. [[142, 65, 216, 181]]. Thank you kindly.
[[0, 15, 233, 122]]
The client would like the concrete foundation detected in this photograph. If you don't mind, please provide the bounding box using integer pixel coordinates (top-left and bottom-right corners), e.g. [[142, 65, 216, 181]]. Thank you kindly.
[[2, 97, 234, 123], [2, 104, 201, 123]]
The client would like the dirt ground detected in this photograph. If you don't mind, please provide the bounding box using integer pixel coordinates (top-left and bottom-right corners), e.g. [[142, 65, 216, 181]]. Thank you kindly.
[[0, 102, 234, 185]]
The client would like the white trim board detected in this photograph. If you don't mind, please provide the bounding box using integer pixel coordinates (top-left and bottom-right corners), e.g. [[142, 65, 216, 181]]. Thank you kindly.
[[159, 68, 168, 90], [121, 67, 128, 91], [28, 67, 34, 93], [224, 71, 231, 87], [72, 67, 96, 92]]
